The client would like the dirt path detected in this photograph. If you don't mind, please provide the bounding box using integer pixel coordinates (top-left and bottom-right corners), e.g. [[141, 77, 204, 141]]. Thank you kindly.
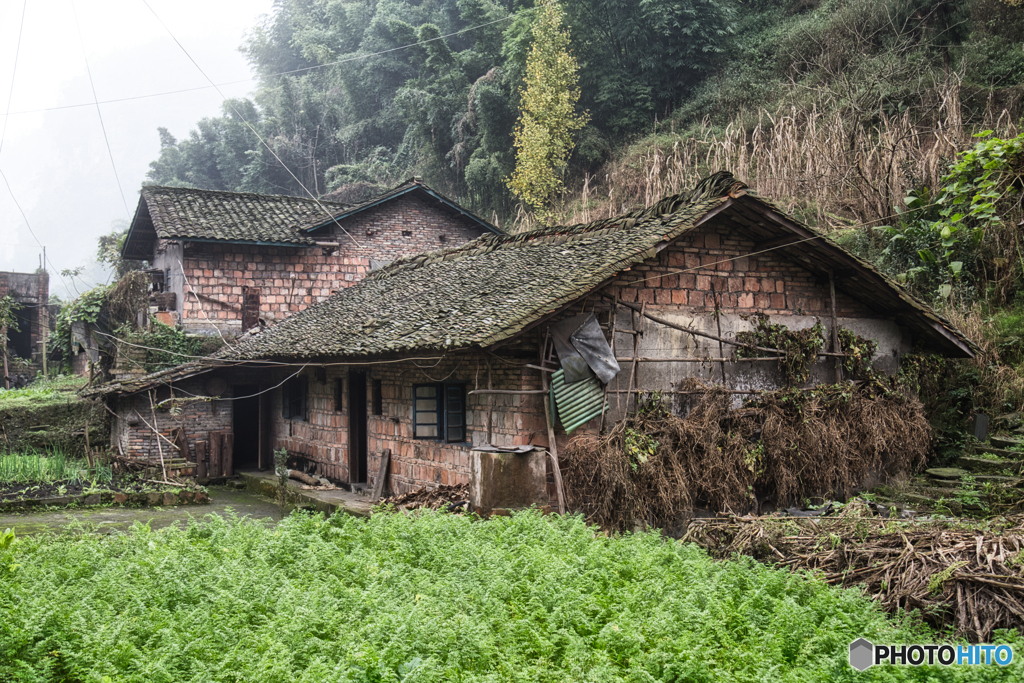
[[0, 486, 285, 535]]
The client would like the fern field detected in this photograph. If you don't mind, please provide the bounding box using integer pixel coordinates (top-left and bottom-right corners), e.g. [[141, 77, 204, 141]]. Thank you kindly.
[[1, 511, 1020, 682]]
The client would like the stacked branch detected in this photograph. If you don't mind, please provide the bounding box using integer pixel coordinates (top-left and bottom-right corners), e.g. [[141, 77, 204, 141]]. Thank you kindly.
[[381, 484, 470, 511], [562, 379, 929, 531], [682, 505, 1024, 642]]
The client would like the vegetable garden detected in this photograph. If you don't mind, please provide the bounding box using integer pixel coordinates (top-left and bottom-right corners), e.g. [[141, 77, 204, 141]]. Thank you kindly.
[[0, 510, 1020, 682]]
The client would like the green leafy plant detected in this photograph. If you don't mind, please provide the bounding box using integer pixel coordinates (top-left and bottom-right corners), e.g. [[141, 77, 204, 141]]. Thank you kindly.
[[4, 510, 1012, 681], [624, 427, 658, 472], [735, 314, 825, 385]]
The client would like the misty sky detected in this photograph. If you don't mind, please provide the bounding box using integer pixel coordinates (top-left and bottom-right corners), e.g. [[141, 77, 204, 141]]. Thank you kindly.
[[0, 0, 275, 299]]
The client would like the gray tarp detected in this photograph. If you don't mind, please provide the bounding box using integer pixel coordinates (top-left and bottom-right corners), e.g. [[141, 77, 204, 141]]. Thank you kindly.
[[550, 313, 621, 385]]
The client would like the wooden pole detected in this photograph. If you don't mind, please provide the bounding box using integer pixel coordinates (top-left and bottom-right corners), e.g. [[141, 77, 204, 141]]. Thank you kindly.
[[713, 286, 728, 387], [603, 299, 618, 429], [625, 303, 644, 413], [539, 332, 565, 514], [486, 358, 494, 444], [829, 269, 841, 384], [148, 391, 168, 482], [613, 298, 783, 354], [2, 325, 8, 390]]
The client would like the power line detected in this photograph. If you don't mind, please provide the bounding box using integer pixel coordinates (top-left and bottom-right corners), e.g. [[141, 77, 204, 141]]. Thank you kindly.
[[139, 0, 364, 248], [70, 0, 131, 218], [0, 8, 533, 119], [0, 0, 27, 156]]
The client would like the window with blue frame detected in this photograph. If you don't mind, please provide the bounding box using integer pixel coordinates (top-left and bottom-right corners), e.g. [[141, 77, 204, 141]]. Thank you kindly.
[[413, 382, 466, 443]]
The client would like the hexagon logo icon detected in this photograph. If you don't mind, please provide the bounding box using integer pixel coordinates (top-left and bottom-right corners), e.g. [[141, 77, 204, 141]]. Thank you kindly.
[[849, 638, 874, 671]]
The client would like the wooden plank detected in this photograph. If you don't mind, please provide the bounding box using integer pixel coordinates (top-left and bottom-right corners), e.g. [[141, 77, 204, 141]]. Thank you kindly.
[[222, 432, 234, 477], [372, 448, 391, 501], [195, 440, 207, 479], [209, 431, 222, 479]]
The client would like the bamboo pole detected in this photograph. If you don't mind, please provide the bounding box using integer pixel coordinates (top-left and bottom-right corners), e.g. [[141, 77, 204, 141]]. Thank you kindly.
[[625, 303, 644, 413], [612, 298, 784, 354], [714, 287, 728, 386], [539, 332, 565, 514], [829, 269, 842, 383], [148, 390, 168, 482]]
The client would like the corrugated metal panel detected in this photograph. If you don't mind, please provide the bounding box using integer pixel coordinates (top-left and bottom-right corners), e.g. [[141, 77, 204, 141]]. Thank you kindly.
[[550, 369, 607, 434]]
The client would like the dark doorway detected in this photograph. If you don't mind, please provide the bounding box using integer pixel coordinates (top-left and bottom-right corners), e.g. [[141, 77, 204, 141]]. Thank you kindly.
[[7, 308, 32, 360], [348, 371, 368, 484], [233, 385, 260, 471]]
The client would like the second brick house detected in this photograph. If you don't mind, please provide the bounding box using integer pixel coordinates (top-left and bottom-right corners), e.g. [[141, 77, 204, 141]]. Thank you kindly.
[[120, 178, 499, 336]]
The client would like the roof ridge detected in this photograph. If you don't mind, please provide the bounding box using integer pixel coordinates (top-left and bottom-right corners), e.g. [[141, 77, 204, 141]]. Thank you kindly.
[[142, 184, 350, 208], [368, 174, 746, 281]]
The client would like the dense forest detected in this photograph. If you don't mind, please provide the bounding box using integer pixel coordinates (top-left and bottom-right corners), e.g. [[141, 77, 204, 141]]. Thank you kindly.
[[146, 0, 1024, 226]]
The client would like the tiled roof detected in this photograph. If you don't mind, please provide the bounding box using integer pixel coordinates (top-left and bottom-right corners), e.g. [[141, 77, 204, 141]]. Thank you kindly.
[[222, 171, 977, 361], [312, 178, 501, 234], [135, 186, 351, 247]]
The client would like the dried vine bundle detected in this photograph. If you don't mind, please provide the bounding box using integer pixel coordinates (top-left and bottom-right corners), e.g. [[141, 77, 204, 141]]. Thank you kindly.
[[561, 379, 929, 531], [682, 506, 1024, 643]]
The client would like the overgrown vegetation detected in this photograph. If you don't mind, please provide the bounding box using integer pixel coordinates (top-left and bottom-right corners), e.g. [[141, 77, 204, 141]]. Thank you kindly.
[[735, 314, 825, 384], [3, 510, 1017, 682], [0, 450, 103, 486], [562, 380, 929, 531]]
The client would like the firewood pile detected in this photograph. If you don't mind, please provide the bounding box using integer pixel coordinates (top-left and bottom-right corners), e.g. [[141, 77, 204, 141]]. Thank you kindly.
[[681, 502, 1024, 642], [381, 484, 470, 511]]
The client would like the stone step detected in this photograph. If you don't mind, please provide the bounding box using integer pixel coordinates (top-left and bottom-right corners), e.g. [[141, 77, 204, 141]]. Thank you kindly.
[[988, 435, 1024, 449], [972, 445, 1022, 459], [925, 467, 968, 480], [957, 455, 1024, 474]]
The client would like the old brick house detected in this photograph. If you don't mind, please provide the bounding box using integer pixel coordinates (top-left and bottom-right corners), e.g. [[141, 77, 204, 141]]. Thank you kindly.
[[93, 173, 973, 506], [120, 178, 498, 336], [1, 269, 49, 384]]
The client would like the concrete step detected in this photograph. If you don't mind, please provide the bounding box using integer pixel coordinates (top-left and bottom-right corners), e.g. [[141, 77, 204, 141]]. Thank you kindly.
[[989, 435, 1024, 449]]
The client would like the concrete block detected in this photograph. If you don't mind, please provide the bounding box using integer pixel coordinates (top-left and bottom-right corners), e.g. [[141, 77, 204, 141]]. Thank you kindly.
[[470, 449, 549, 514]]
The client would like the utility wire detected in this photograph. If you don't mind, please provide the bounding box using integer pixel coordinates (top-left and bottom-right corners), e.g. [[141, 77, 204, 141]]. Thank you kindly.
[[0, 0, 27, 156], [70, 0, 131, 218], [0, 8, 533, 118], [138, 0, 363, 248], [0, 0, 71, 293]]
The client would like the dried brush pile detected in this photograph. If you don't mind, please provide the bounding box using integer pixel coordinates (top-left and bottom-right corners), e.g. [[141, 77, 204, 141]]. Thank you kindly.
[[682, 505, 1024, 642], [381, 483, 470, 511], [562, 379, 929, 531]]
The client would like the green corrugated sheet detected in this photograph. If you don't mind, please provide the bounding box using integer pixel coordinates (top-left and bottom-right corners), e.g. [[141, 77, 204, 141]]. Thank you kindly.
[[550, 369, 607, 434]]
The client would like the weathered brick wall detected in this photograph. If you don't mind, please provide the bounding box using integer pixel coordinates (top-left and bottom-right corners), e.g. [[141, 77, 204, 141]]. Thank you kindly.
[[605, 224, 874, 317], [0, 270, 49, 370], [326, 194, 487, 262], [114, 380, 232, 463], [170, 194, 488, 335], [270, 353, 550, 495], [178, 243, 365, 331]]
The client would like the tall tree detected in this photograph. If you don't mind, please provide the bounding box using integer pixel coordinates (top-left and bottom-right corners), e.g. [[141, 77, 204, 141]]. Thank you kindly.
[[507, 0, 587, 219]]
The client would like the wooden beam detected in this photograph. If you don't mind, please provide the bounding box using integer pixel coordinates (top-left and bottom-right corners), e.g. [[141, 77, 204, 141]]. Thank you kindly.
[[372, 449, 391, 501]]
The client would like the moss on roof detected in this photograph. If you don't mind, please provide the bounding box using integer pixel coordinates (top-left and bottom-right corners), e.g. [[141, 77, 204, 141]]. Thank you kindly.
[[140, 186, 350, 245]]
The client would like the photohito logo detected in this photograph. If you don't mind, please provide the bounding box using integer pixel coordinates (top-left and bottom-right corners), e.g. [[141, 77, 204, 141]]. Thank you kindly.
[[849, 639, 1014, 670]]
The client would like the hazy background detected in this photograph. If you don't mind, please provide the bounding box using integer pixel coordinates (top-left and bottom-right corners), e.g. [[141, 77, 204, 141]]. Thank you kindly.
[[0, 0, 274, 299]]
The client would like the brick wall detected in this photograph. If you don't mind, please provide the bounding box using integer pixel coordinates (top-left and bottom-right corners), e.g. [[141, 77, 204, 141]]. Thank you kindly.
[[0, 270, 49, 372], [114, 380, 232, 463], [604, 224, 874, 318], [269, 353, 550, 496], [169, 193, 488, 334]]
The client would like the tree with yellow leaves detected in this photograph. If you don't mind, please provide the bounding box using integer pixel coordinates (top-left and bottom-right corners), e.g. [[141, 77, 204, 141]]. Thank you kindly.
[[507, 0, 588, 222]]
